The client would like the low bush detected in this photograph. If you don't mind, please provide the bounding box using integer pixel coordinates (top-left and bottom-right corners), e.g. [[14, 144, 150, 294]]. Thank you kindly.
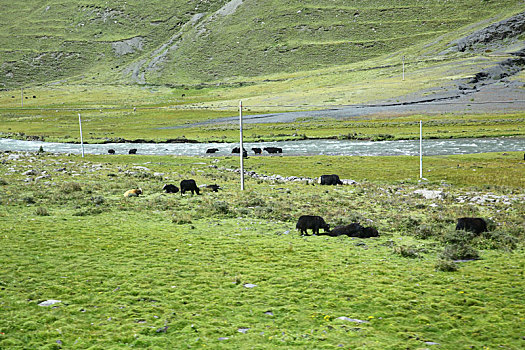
[[440, 243, 479, 261], [171, 212, 192, 225], [212, 201, 229, 215], [475, 230, 518, 251], [22, 196, 36, 204], [393, 245, 421, 258], [35, 207, 49, 216], [434, 258, 458, 272], [91, 196, 105, 205], [60, 182, 82, 194], [414, 224, 442, 240]]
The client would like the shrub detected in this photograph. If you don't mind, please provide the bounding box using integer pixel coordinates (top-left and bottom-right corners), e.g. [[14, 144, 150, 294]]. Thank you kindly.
[[414, 224, 439, 239], [0, 178, 7, 185], [61, 182, 82, 194], [371, 134, 394, 141], [476, 230, 518, 251], [332, 212, 366, 227], [172, 213, 192, 225], [212, 201, 229, 215], [440, 243, 479, 261], [92, 196, 105, 205], [435, 258, 458, 272], [393, 245, 420, 258], [441, 229, 477, 245], [73, 208, 103, 216], [22, 196, 36, 204], [35, 207, 49, 216], [252, 206, 273, 219], [397, 216, 421, 234]]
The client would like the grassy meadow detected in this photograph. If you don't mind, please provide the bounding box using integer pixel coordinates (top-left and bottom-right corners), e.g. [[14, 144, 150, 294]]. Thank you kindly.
[[1, 1, 525, 348], [0, 151, 524, 349]]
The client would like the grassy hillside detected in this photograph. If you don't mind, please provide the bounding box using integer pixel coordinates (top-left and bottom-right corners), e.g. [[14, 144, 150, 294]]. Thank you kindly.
[[0, 152, 524, 348], [1, 0, 524, 88], [0, 0, 230, 87]]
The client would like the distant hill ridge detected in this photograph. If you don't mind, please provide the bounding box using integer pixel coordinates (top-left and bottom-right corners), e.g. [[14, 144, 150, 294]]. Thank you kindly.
[[1, 0, 524, 88]]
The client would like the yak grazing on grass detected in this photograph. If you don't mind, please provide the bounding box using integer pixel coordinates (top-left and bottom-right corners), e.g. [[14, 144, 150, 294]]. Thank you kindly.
[[180, 179, 200, 195], [296, 215, 330, 235], [163, 184, 179, 193], [456, 217, 488, 234], [318, 174, 343, 185], [328, 223, 379, 238]]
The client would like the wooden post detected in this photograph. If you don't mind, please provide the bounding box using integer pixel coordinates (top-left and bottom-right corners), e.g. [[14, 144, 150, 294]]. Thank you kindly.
[[79, 113, 85, 158], [402, 56, 405, 81], [21, 88, 23, 107], [239, 101, 244, 191]]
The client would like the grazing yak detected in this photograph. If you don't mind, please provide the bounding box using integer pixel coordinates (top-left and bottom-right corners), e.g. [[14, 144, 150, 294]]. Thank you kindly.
[[252, 147, 262, 155], [124, 188, 142, 197], [180, 179, 200, 195], [128, 148, 137, 154], [456, 217, 488, 234], [232, 147, 248, 157], [296, 215, 330, 236], [163, 184, 179, 193], [206, 148, 219, 154], [108, 149, 115, 154], [264, 147, 282, 154], [232, 147, 246, 153], [328, 223, 379, 238], [318, 174, 343, 185]]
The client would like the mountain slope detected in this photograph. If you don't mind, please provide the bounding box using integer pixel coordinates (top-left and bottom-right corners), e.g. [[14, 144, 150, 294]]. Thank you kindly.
[[1, 0, 524, 89]]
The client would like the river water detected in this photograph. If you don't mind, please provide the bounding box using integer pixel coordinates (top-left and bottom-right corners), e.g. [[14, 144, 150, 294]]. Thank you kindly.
[[0, 137, 523, 157]]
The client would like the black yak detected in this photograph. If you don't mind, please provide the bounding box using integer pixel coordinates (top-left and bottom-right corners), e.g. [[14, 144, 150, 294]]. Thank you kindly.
[[180, 179, 200, 195], [318, 174, 343, 185], [163, 184, 179, 193], [296, 215, 330, 235], [456, 217, 488, 234]]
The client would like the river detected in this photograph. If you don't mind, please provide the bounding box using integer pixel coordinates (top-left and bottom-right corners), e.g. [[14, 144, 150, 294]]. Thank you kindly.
[[0, 137, 523, 156]]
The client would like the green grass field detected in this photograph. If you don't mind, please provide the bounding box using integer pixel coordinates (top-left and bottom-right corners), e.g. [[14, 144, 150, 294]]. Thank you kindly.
[[1, 151, 523, 349], [1, 1, 525, 348]]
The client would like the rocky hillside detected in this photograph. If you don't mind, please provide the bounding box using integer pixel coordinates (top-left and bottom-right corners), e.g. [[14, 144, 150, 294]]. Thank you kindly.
[[1, 0, 524, 88]]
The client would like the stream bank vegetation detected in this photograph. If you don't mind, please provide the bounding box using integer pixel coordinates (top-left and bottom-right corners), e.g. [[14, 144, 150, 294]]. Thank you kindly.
[[0, 107, 524, 143], [0, 151, 523, 348]]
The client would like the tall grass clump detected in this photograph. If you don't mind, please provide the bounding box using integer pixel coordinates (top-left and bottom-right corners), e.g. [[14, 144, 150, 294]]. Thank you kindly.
[[60, 182, 82, 194], [440, 229, 480, 260], [34, 207, 49, 216]]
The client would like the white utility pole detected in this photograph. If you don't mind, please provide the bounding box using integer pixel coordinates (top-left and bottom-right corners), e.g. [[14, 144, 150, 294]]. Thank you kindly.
[[239, 101, 245, 190], [419, 120, 423, 179], [79, 113, 85, 157]]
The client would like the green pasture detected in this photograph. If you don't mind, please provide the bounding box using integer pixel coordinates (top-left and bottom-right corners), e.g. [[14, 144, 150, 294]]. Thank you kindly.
[[0, 152, 524, 348], [1, 105, 524, 143]]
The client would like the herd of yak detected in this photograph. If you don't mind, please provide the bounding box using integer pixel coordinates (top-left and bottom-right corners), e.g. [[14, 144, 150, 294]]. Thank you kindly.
[[123, 172, 488, 239], [106, 147, 283, 156]]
